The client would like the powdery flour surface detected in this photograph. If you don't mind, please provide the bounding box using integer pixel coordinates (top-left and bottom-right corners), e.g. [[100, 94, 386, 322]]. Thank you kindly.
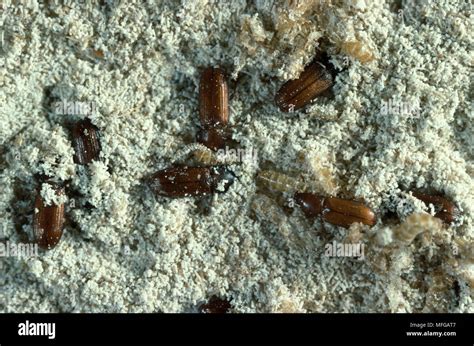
[[0, 0, 472, 312]]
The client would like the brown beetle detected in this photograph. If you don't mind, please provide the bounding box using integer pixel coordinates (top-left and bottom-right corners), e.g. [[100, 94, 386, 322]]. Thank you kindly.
[[294, 192, 376, 228], [72, 118, 101, 165], [33, 183, 66, 250], [196, 127, 228, 152], [149, 165, 235, 197], [198, 67, 230, 151], [412, 191, 458, 224], [199, 67, 229, 127], [199, 296, 231, 313], [275, 59, 334, 112]]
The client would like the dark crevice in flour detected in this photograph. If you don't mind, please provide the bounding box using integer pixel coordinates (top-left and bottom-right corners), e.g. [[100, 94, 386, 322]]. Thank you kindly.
[[10, 178, 36, 244]]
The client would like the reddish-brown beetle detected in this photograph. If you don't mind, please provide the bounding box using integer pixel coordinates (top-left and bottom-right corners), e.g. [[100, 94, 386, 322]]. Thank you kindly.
[[33, 183, 66, 250], [275, 59, 334, 112], [294, 192, 376, 228], [198, 67, 230, 151], [412, 191, 458, 224], [196, 127, 228, 152], [72, 118, 101, 165], [149, 165, 235, 197]]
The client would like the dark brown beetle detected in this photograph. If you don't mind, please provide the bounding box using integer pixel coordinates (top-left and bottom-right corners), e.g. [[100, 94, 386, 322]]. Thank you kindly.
[[275, 59, 334, 112], [198, 67, 230, 151], [196, 127, 228, 152], [412, 191, 458, 224], [149, 165, 235, 197], [294, 193, 376, 228], [199, 296, 231, 314], [72, 118, 101, 165], [33, 183, 66, 250]]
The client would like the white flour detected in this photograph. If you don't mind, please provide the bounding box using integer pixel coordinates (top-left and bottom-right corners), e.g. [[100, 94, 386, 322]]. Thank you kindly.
[[0, 0, 472, 312]]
